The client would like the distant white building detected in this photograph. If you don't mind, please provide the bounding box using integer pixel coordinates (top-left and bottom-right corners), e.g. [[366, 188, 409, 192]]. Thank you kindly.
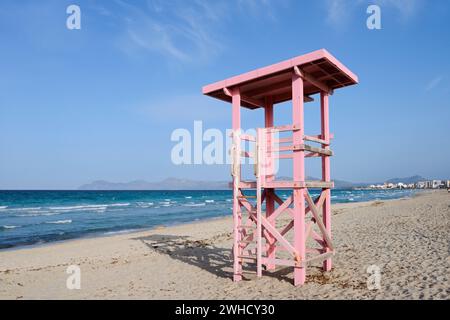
[[367, 179, 449, 190], [416, 181, 426, 189], [432, 180, 443, 189]]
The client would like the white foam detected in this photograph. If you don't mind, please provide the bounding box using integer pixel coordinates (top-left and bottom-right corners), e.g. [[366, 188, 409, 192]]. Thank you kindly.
[[137, 202, 154, 207], [183, 203, 206, 207], [17, 212, 61, 217], [0, 206, 8, 210], [109, 203, 130, 207], [48, 203, 127, 211], [185, 196, 192, 199], [49, 205, 107, 211], [2, 225, 19, 229], [46, 219, 72, 224], [205, 200, 214, 203], [9, 207, 41, 211]]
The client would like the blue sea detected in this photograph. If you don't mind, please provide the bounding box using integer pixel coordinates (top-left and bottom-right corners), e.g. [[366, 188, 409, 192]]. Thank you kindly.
[[0, 189, 417, 250]]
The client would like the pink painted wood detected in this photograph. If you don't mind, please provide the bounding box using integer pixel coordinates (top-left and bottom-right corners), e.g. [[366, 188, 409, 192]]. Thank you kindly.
[[321, 92, 332, 271], [231, 88, 242, 282], [264, 97, 276, 270], [202, 49, 357, 286], [256, 129, 263, 278], [292, 72, 306, 286], [202, 49, 358, 97]]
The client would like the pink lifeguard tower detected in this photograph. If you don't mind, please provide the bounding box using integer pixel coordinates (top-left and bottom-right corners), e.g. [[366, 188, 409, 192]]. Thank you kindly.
[[202, 49, 358, 286]]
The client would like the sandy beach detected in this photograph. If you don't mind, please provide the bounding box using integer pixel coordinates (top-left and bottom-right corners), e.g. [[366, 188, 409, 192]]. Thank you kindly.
[[0, 190, 448, 300]]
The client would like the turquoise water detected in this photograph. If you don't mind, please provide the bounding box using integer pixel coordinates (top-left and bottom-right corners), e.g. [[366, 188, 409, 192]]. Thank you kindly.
[[0, 189, 416, 249]]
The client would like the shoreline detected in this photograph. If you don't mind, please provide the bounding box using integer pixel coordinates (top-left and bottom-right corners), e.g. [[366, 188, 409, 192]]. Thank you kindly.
[[0, 190, 447, 299], [0, 213, 232, 253], [0, 190, 425, 253]]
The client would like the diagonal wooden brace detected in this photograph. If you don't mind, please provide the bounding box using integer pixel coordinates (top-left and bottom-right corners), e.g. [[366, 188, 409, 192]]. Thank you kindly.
[[259, 215, 301, 265], [272, 193, 295, 218], [270, 195, 293, 221], [305, 192, 334, 251]]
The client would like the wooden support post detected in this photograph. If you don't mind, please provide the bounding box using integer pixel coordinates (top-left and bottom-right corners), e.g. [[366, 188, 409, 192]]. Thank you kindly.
[[256, 129, 263, 278], [264, 96, 276, 270], [264, 96, 274, 181], [203, 51, 358, 286], [232, 88, 242, 282], [321, 92, 332, 271], [292, 71, 306, 286]]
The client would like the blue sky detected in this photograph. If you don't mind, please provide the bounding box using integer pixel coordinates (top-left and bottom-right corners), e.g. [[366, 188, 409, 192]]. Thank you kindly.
[[0, 0, 449, 189]]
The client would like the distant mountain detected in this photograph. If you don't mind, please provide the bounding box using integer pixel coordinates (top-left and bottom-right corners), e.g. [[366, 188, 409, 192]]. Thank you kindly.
[[78, 175, 428, 191], [333, 179, 363, 189], [78, 178, 229, 190], [385, 175, 426, 184], [79, 177, 360, 190]]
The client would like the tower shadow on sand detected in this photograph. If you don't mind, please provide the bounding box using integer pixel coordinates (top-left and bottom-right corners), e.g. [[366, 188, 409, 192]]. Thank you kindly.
[[131, 234, 295, 283], [132, 234, 233, 279]]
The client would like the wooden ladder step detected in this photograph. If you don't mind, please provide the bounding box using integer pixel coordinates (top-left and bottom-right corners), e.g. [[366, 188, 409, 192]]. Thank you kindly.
[[267, 144, 333, 156], [303, 144, 333, 156], [266, 123, 301, 132], [238, 255, 257, 260]]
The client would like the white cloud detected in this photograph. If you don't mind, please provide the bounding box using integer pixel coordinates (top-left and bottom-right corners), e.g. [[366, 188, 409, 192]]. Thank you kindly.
[[237, 0, 288, 20], [89, 4, 113, 17], [115, 0, 217, 62], [375, 0, 422, 19], [325, 0, 353, 26], [425, 76, 443, 92], [110, 0, 285, 64]]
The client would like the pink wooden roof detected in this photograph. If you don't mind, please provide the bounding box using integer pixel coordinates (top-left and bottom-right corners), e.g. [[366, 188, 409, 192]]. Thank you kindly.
[[202, 49, 358, 109]]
